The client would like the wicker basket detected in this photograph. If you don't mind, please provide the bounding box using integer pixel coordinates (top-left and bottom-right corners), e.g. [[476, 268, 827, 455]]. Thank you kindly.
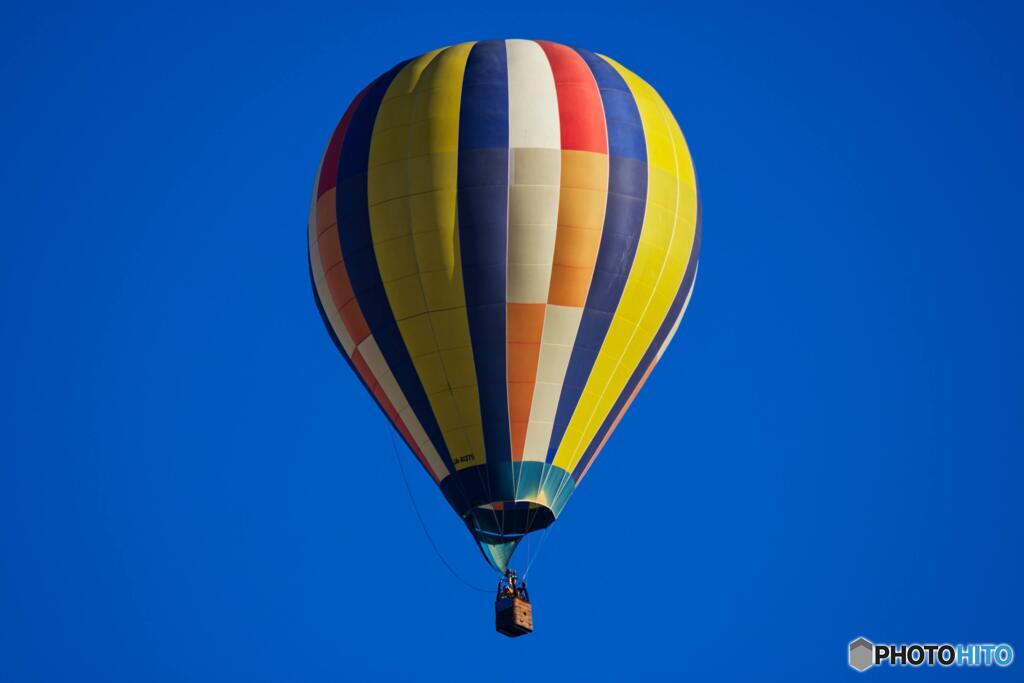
[[495, 596, 533, 637]]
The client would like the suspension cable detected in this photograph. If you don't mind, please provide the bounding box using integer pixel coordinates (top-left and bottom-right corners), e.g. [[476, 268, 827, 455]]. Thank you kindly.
[[386, 426, 493, 593], [523, 524, 553, 580]]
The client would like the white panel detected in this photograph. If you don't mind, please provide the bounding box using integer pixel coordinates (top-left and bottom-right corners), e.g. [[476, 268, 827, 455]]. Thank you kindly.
[[540, 305, 583, 344], [309, 234, 325, 283], [521, 305, 586, 461], [358, 339, 405, 411], [507, 224, 558, 265], [508, 263, 554, 303], [535, 342, 573, 383], [522, 420, 554, 459], [507, 154, 560, 304], [505, 39, 561, 150], [530, 381, 562, 416], [508, 186, 560, 227]]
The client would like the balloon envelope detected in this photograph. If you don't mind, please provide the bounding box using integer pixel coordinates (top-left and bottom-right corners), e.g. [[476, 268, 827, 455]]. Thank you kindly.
[[309, 40, 700, 572]]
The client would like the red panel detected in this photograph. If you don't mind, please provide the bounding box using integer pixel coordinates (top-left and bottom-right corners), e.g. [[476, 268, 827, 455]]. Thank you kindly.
[[536, 41, 608, 154], [316, 85, 370, 197]]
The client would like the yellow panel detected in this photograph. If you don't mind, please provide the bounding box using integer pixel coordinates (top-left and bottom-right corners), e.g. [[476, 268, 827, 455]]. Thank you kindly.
[[411, 352, 449, 394], [368, 42, 484, 469], [367, 159, 406, 205], [439, 427, 471, 463], [410, 117, 459, 156], [396, 315, 436, 358], [439, 347, 477, 387], [553, 57, 699, 472], [382, 49, 443, 101], [368, 126, 409, 165], [430, 308, 472, 350], [409, 190, 457, 234], [420, 269, 467, 310], [406, 154, 459, 194], [369, 198, 410, 244], [375, 235, 420, 284], [411, 229, 446, 272], [451, 384, 480, 417], [428, 390, 462, 429], [385, 274, 427, 320]]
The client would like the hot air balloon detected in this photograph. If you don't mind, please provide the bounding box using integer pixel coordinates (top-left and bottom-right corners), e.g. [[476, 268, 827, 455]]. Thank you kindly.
[[307, 40, 700, 632]]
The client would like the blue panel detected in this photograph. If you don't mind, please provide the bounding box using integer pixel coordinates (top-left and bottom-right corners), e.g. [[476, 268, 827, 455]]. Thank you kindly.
[[458, 41, 510, 150], [574, 47, 646, 161], [458, 41, 511, 467], [513, 461, 544, 503], [457, 149, 510, 188], [475, 537, 519, 573], [571, 204, 702, 480], [337, 61, 409, 180], [333, 61, 457, 475], [608, 155, 649, 200]]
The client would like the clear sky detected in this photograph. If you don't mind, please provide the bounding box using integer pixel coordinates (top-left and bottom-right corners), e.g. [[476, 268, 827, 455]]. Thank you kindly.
[[2, 1, 1022, 680]]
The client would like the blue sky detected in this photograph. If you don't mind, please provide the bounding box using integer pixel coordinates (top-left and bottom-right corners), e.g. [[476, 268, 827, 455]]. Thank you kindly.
[[2, 2, 1022, 680]]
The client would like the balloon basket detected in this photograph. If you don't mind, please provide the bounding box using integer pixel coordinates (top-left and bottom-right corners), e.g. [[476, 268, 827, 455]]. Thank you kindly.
[[495, 596, 533, 637]]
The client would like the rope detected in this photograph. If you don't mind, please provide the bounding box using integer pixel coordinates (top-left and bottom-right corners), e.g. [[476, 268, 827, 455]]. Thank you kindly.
[[386, 426, 493, 594], [522, 525, 553, 580]]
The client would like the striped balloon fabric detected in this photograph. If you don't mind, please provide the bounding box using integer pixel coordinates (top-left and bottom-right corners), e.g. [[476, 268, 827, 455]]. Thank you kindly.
[[309, 40, 700, 572]]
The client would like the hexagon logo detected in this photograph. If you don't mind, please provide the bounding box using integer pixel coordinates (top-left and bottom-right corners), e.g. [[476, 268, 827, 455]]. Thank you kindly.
[[849, 637, 874, 672]]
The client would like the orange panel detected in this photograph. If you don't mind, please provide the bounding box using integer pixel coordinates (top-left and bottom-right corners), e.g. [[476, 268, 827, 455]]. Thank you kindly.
[[557, 187, 606, 231], [547, 149, 607, 309], [507, 343, 541, 383], [507, 294, 543, 461], [317, 227, 343, 271], [507, 303, 547, 458], [508, 381, 535, 416], [325, 264, 354, 310], [316, 189, 337, 236], [552, 224, 602, 269], [507, 302, 546, 343], [510, 421, 529, 459], [559, 149, 609, 190], [339, 298, 371, 344], [548, 264, 593, 307]]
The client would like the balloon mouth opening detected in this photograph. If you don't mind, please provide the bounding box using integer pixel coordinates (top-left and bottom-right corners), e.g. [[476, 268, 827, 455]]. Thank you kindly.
[[464, 500, 556, 541], [436, 462, 577, 571], [465, 501, 555, 572]]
